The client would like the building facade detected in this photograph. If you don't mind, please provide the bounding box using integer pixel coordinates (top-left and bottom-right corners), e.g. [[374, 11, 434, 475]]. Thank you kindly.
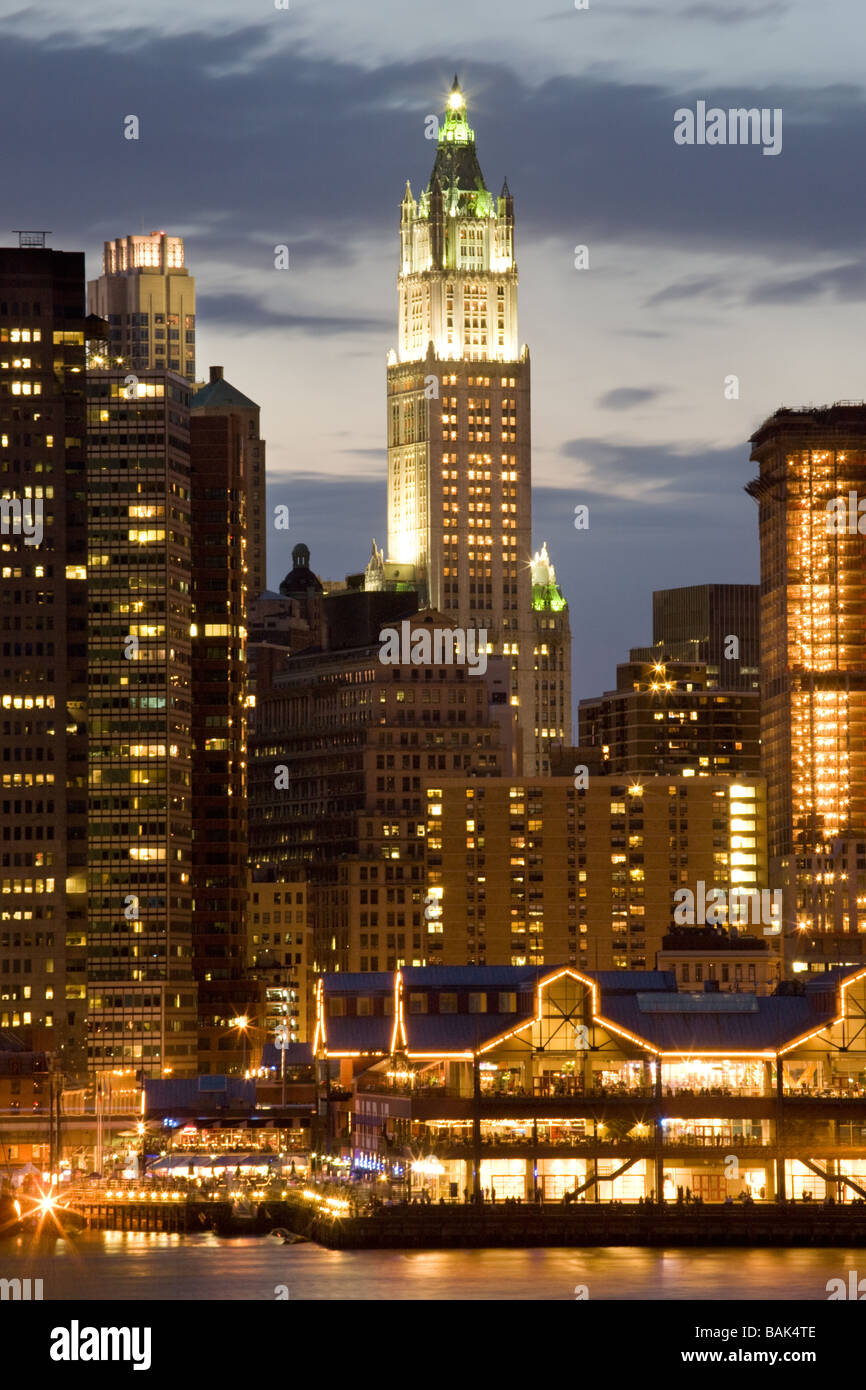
[[631, 584, 760, 691], [748, 405, 866, 967], [249, 600, 515, 973], [86, 366, 198, 1076], [188, 401, 250, 1069], [578, 658, 761, 778], [383, 79, 571, 774], [87, 232, 196, 384], [249, 876, 311, 1044], [656, 926, 781, 995], [319, 963, 866, 1205], [191, 366, 267, 604], [0, 244, 89, 1072], [424, 773, 770, 974]]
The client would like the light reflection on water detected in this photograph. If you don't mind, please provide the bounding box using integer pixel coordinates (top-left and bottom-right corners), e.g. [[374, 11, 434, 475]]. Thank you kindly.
[[0, 1233, 858, 1300]]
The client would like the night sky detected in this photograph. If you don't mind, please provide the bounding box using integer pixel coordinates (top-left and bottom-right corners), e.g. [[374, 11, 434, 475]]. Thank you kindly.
[[3, 0, 865, 704]]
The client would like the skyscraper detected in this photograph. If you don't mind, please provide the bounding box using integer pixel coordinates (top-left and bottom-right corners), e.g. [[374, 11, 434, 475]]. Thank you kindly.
[[632, 584, 760, 691], [188, 392, 250, 1070], [191, 366, 268, 603], [383, 78, 571, 774], [87, 232, 196, 384], [748, 404, 866, 966], [86, 365, 198, 1075], [0, 241, 89, 1071]]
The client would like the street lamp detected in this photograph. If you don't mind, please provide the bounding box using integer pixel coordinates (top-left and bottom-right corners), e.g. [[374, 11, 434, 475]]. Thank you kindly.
[[229, 1016, 250, 1075]]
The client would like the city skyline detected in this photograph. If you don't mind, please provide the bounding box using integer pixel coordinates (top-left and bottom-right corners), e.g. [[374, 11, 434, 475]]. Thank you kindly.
[[5, 5, 866, 700], [5, 2, 866, 1322]]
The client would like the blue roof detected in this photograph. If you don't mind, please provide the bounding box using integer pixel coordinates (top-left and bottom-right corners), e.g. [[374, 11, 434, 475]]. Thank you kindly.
[[323, 972, 394, 993], [401, 965, 547, 989], [260, 1041, 314, 1069], [315, 965, 858, 1057], [405, 1014, 520, 1051], [588, 971, 677, 994], [599, 993, 822, 1052], [325, 1016, 392, 1052]]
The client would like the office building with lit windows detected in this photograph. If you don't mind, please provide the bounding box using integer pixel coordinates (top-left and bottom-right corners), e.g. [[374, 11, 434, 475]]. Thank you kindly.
[[0, 242, 89, 1072], [87, 232, 196, 384], [578, 658, 761, 778], [381, 78, 571, 773], [249, 597, 515, 973], [85, 365, 198, 1075], [748, 405, 866, 969]]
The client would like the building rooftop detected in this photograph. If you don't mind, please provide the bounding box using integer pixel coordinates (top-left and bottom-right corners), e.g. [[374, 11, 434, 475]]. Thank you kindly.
[[316, 964, 861, 1058], [192, 365, 258, 412]]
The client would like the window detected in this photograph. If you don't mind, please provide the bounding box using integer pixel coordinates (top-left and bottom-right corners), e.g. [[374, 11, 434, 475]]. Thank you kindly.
[[468, 992, 487, 1014], [438, 992, 457, 1013], [498, 992, 516, 1013], [356, 997, 372, 1017], [408, 993, 427, 1014], [327, 997, 345, 1017]]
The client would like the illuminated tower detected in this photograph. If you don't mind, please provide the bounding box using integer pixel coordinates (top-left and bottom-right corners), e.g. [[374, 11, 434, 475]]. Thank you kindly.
[[87, 232, 196, 384], [385, 77, 571, 773], [748, 404, 866, 966]]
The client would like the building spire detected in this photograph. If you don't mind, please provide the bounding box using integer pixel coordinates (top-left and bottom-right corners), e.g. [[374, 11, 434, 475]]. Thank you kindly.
[[429, 73, 484, 195]]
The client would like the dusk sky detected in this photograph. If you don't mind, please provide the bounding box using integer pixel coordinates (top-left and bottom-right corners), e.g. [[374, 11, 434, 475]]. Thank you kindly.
[[3, 0, 866, 703]]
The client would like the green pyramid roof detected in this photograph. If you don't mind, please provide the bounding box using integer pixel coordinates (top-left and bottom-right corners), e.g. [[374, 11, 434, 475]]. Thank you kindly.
[[192, 376, 258, 411]]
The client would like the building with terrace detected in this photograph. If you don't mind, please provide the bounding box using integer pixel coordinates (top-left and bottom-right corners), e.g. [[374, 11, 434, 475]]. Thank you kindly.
[[313, 964, 866, 1204]]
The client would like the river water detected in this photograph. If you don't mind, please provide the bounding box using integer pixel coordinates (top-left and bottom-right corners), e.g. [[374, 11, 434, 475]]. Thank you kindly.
[[0, 1233, 858, 1300]]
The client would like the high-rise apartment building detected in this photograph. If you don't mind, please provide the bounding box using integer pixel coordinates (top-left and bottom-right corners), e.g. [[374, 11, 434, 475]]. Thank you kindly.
[[382, 78, 571, 773], [87, 232, 196, 384], [86, 366, 198, 1075], [748, 404, 866, 968], [578, 658, 761, 777], [192, 366, 267, 602], [0, 242, 89, 1072], [631, 584, 760, 690], [425, 779, 576, 966], [425, 774, 772, 973]]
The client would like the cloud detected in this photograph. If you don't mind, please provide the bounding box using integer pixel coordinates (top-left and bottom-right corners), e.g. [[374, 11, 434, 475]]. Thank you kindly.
[[644, 275, 729, 308], [1, 29, 866, 272], [748, 262, 866, 305], [674, 1, 789, 22], [597, 386, 665, 411], [198, 292, 389, 336], [559, 436, 752, 504]]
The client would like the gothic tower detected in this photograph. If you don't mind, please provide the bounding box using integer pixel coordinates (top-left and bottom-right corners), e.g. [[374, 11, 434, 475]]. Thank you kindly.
[[384, 77, 571, 772]]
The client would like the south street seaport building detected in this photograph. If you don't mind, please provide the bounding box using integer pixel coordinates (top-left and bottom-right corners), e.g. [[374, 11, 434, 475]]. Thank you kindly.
[[315, 964, 866, 1203]]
